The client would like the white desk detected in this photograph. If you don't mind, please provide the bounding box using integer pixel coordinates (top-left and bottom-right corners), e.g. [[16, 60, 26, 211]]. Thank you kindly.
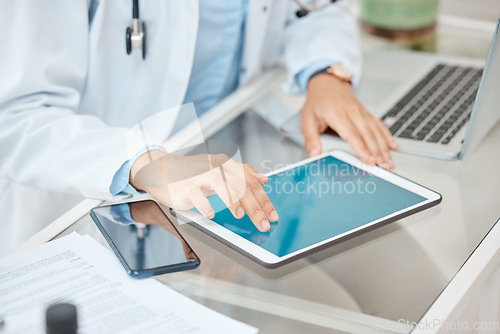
[[11, 17, 500, 334]]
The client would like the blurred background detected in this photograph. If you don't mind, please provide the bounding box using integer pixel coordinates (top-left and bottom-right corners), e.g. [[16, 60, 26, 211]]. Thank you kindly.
[[439, 0, 499, 21], [348, 0, 499, 22], [344, 0, 499, 58]]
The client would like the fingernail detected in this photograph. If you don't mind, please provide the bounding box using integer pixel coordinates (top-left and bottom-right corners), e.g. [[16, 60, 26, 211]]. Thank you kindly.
[[269, 210, 279, 221], [236, 207, 244, 218], [387, 159, 394, 168], [309, 148, 320, 156], [261, 219, 270, 231], [207, 210, 215, 219], [364, 155, 376, 165], [391, 140, 399, 149], [380, 163, 390, 170]]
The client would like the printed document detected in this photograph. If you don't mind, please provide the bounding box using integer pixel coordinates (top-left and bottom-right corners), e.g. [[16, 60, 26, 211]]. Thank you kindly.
[[0, 232, 258, 334]]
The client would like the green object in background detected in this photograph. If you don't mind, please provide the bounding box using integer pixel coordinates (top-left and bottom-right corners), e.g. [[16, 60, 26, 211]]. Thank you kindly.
[[361, 0, 439, 31]]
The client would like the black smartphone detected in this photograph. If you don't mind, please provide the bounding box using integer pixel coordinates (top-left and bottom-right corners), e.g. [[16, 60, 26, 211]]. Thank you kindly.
[[90, 200, 200, 278]]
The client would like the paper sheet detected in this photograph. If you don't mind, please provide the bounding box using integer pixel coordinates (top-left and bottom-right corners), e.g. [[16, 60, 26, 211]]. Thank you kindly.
[[0, 232, 258, 334]]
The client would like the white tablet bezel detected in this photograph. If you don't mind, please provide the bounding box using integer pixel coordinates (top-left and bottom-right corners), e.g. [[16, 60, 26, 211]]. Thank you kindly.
[[174, 150, 442, 267]]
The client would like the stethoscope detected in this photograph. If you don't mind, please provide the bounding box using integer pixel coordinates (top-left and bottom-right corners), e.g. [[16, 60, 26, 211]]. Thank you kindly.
[[294, 0, 338, 18], [126, 0, 146, 59], [125, 0, 338, 59]]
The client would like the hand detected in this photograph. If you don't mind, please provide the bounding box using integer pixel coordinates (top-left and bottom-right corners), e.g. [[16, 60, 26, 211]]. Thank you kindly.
[[301, 73, 399, 169], [129, 150, 279, 232]]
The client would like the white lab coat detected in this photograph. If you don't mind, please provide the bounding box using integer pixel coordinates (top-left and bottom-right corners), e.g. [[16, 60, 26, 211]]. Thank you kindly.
[[0, 0, 361, 255]]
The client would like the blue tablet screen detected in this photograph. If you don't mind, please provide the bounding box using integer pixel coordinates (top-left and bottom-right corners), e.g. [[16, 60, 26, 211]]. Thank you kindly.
[[208, 156, 426, 257]]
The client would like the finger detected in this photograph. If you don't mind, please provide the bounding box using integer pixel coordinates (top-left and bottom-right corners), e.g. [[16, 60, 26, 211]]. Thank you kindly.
[[243, 164, 268, 185], [324, 113, 376, 165], [370, 118, 395, 169], [348, 111, 384, 166], [351, 103, 395, 169], [221, 158, 268, 185], [300, 110, 322, 157], [212, 165, 247, 203], [377, 118, 399, 150], [371, 121, 393, 169], [207, 169, 245, 219], [244, 168, 278, 222], [224, 159, 268, 185], [255, 173, 268, 185], [223, 167, 277, 226], [187, 186, 215, 219], [239, 191, 271, 232]]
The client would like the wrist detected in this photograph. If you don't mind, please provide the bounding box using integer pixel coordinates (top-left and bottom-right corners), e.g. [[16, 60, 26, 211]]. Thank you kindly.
[[130, 149, 168, 191], [307, 71, 352, 93], [307, 64, 353, 91]]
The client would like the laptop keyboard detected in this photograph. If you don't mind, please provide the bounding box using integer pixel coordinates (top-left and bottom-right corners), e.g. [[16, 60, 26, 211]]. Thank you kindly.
[[381, 64, 483, 145]]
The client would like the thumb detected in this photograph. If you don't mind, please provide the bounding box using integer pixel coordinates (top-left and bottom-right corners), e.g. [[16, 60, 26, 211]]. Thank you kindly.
[[300, 111, 322, 157]]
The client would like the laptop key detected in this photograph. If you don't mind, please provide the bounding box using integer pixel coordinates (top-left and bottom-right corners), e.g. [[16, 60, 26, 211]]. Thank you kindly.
[[441, 120, 469, 145], [389, 120, 405, 134], [394, 65, 452, 106], [399, 130, 415, 139], [385, 106, 403, 118], [383, 64, 482, 143], [428, 125, 449, 142], [416, 132, 427, 140], [428, 133, 445, 143], [398, 81, 430, 105]]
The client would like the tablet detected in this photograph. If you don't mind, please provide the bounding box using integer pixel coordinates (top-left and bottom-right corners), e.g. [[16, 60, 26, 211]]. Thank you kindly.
[[174, 150, 441, 268]]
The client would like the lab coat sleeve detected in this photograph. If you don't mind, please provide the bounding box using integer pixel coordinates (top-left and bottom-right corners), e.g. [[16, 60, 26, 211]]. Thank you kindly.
[[282, 1, 362, 94], [110, 160, 143, 197], [295, 59, 335, 93], [110, 145, 165, 197], [0, 1, 133, 201]]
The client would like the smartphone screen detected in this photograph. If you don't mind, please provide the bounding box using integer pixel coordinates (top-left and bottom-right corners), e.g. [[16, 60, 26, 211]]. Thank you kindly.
[[90, 200, 200, 278]]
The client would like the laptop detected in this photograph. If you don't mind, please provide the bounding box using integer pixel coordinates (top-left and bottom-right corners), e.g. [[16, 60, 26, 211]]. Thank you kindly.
[[280, 17, 500, 160]]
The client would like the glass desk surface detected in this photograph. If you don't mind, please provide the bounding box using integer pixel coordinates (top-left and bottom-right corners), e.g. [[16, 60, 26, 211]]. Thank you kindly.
[[52, 20, 500, 334]]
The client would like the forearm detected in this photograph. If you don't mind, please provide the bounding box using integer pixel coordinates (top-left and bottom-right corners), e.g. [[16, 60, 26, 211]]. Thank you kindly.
[[0, 106, 132, 200]]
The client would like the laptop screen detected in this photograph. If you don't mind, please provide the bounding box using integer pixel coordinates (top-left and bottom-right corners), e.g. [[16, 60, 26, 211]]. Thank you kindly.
[[460, 17, 500, 158]]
